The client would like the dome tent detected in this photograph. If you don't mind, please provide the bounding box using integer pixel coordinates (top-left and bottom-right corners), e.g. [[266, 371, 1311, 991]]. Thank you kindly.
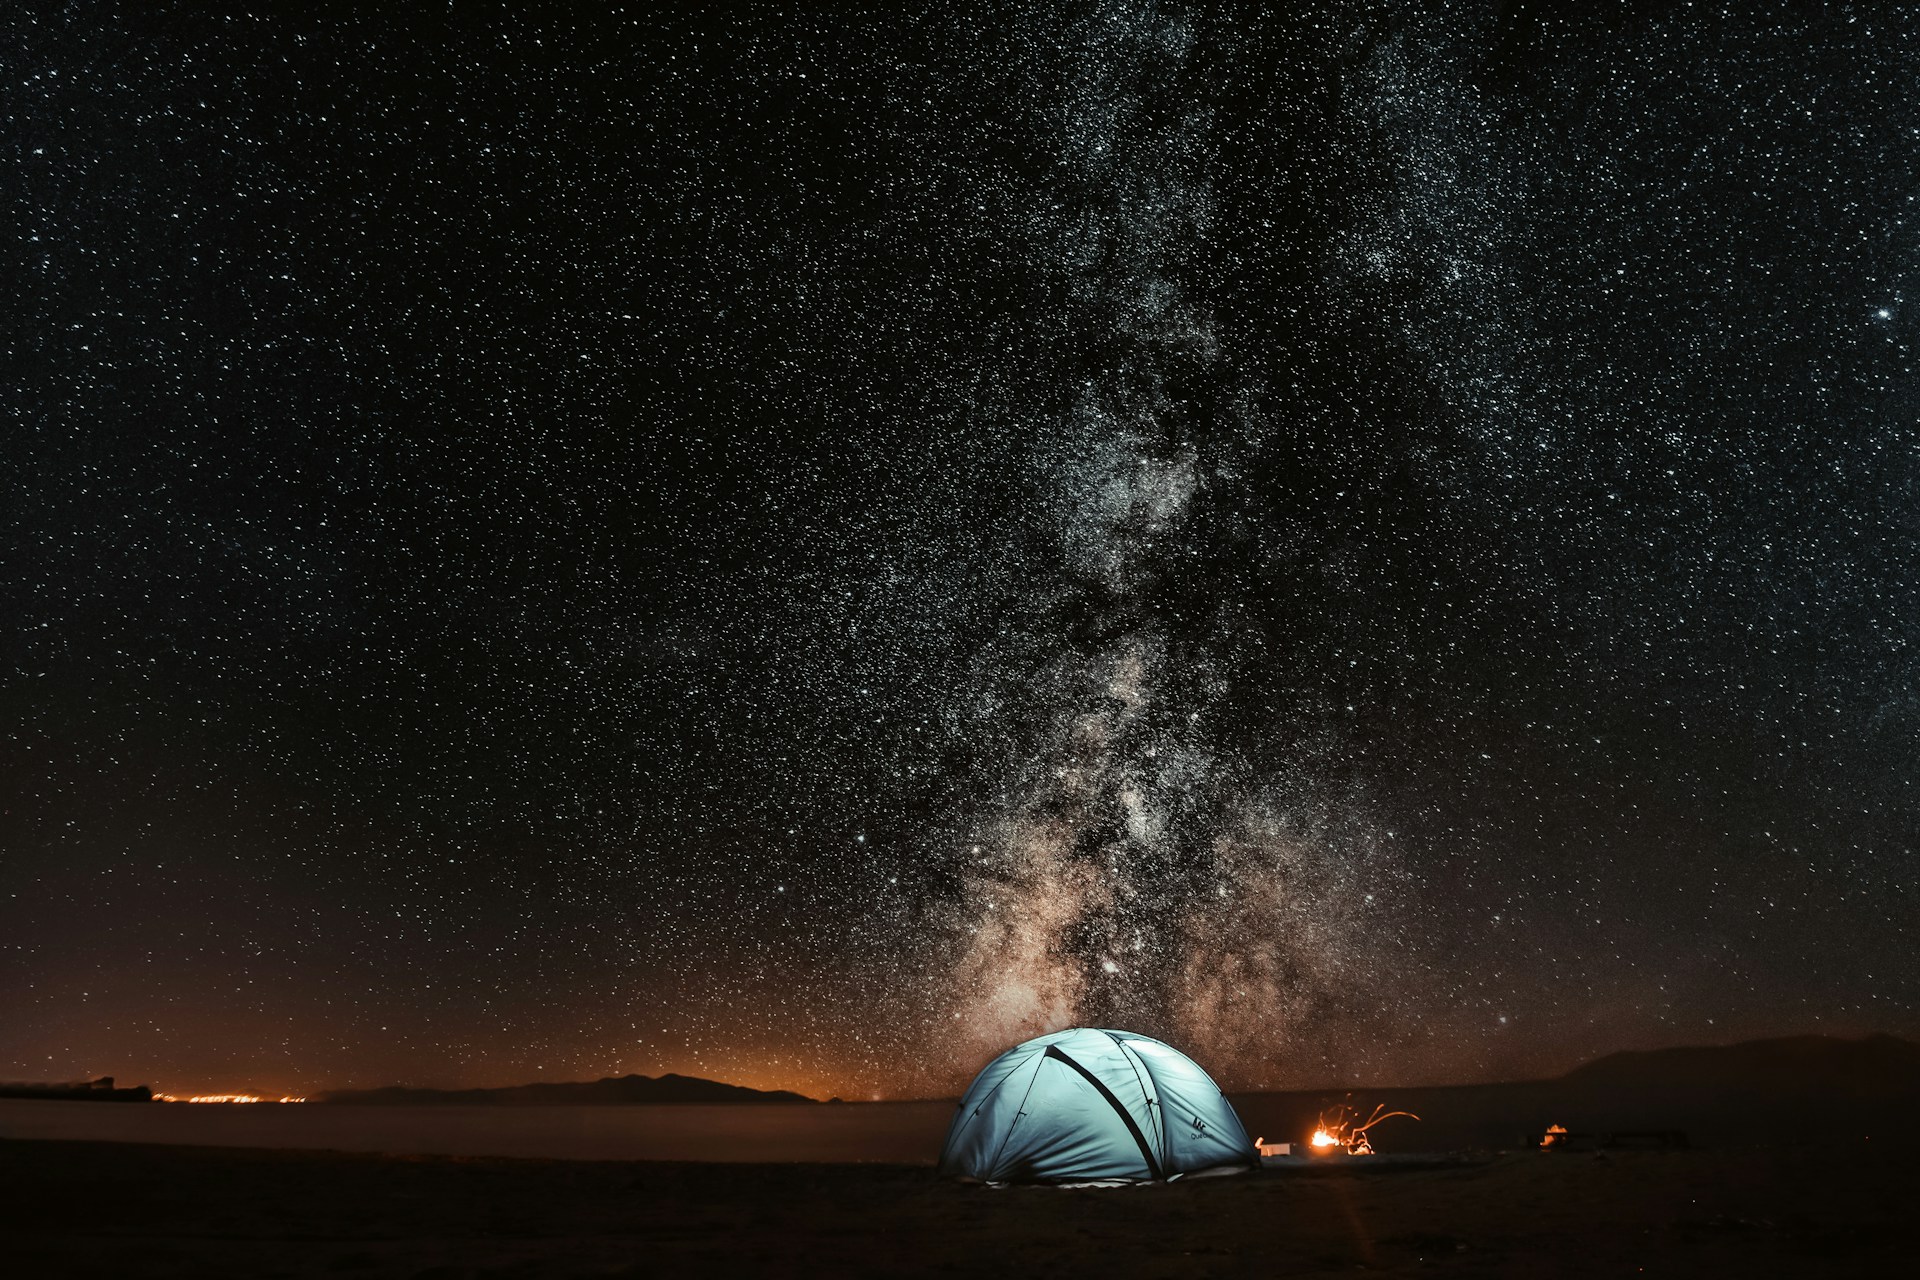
[[938, 1028, 1258, 1184]]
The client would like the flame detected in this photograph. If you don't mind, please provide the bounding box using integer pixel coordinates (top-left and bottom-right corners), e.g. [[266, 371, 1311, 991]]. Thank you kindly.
[[1310, 1100, 1421, 1154], [155, 1094, 306, 1104]]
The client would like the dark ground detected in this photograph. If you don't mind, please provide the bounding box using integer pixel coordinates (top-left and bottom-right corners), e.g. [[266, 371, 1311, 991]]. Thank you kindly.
[[2, 1137, 1913, 1278]]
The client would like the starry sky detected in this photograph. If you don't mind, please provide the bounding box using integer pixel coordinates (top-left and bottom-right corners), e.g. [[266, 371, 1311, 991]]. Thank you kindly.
[[4, 2, 1917, 1100]]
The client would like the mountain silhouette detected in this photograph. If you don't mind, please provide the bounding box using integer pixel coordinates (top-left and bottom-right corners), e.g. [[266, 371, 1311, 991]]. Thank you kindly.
[[316, 1072, 816, 1106], [1559, 1032, 1920, 1094], [1230, 1032, 1920, 1151]]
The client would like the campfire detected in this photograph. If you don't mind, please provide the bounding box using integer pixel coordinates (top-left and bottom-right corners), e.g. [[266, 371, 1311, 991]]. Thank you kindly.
[[1308, 1101, 1421, 1155]]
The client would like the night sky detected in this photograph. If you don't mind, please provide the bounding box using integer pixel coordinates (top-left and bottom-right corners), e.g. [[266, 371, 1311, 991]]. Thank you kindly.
[[5, 2, 1917, 1101]]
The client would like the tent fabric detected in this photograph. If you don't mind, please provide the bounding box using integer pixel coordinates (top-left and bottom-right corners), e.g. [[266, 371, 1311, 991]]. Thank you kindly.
[[937, 1027, 1258, 1184]]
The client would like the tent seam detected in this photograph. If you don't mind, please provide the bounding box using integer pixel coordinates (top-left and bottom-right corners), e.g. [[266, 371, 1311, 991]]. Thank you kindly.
[[1102, 1030, 1164, 1165], [1044, 1044, 1164, 1181], [1121, 1036, 1159, 1166], [949, 1048, 1037, 1145], [983, 1049, 1048, 1181]]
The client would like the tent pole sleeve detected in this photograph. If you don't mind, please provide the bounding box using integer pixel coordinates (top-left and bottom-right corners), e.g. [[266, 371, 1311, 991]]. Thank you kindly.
[[1044, 1045, 1164, 1181]]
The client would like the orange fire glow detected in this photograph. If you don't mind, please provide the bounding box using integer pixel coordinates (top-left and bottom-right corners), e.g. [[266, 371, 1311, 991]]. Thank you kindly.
[[154, 1094, 306, 1104], [1309, 1101, 1421, 1154]]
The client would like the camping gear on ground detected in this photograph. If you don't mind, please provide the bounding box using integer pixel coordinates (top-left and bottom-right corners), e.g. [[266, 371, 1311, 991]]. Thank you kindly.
[[938, 1027, 1259, 1184]]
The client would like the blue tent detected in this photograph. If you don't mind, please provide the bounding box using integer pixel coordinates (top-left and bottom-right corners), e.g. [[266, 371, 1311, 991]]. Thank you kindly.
[[938, 1028, 1258, 1183]]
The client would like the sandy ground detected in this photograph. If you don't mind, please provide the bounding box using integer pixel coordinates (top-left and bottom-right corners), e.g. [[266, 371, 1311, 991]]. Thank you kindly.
[[2, 1137, 1912, 1278]]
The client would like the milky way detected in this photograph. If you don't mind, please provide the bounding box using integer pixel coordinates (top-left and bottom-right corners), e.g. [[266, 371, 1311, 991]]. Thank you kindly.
[[4, 4, 1916, 1098], [914, 3, 1405, 1084]]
